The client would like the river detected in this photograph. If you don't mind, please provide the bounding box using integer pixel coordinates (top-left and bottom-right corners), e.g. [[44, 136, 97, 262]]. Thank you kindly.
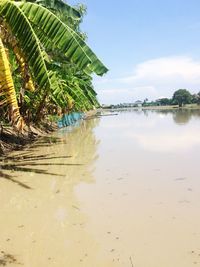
[[0, 109, 200, 267]]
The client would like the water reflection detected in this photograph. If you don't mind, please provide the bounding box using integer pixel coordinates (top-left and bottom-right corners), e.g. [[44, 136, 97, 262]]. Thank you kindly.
[[1, 111, 200, 267], [152, 109, 200, 125], [0, 119, 100, 187], [101, 109, 200, 152], [115, 108, 200, 125], [0, 118, 104, 267], [87, 109, 200, 267]]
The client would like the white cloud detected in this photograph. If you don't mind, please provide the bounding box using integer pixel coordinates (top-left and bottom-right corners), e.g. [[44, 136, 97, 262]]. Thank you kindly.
[[94, 56, 200, 104], [122, 56, 200, 83], [127, 129, 200, 152]]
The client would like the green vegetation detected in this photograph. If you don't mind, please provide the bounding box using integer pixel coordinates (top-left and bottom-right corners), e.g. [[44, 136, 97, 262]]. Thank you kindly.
[[143, 89, 200, 108], [0, 0, 108, 132], [105, 89, 200, 109], [172, 89, 192, 107], [154, 89, 200, 107]]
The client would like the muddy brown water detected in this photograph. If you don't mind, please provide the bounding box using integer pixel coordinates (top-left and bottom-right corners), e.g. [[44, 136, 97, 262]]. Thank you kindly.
[[1, 109, 200, 267]]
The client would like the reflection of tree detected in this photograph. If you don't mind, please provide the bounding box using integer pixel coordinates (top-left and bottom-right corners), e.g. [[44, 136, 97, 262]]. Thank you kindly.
[[152, 109, 200, 125], [142, 109, 149, 117], [172, 109, 200, 125], [152, 109, 176, 116], [0, 118, 107, 267], [173, 110, 192, 125], [58, 118, 100, 170], [45, 118, 103, 266]]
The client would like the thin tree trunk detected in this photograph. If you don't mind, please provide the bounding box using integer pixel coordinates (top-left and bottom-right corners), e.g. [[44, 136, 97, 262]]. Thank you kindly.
[[34, 91, 48, 122]]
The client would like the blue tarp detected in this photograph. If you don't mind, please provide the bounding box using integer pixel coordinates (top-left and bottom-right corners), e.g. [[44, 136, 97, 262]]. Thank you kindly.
[[57, 112, 84, 128]]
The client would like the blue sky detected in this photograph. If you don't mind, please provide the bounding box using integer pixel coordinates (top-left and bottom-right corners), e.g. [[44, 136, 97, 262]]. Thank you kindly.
[[69, 0, 200, 104]]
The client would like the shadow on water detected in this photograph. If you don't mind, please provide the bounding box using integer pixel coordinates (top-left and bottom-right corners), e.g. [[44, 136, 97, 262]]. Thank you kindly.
[[0, 171, 32, 189], [0, 118, 101, 267], [0, 119, 100, 191], [0, 136, 78, 189], [32, 136, 64, 148]]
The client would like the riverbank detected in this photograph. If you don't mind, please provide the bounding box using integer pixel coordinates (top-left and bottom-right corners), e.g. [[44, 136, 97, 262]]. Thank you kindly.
[[0, 121, 58, 155], [0, 110, 97, 156], [102, 103, 200, 112], [143, 104, 200, 110], [2, 105, 198, 155]]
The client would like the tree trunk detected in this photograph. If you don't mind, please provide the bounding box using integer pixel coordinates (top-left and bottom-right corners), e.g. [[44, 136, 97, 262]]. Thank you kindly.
[[0, 37, 24, 132], [34, 91, 48, 122]]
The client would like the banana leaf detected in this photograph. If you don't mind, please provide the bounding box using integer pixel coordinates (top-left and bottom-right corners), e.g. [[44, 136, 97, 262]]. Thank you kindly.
[[19, 2, 108, 76], [0, 0, 51, 89]]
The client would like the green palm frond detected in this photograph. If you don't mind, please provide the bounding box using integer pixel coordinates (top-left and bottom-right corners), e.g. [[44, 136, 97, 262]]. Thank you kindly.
[[19, 2, 108, 76], [0, 0, 51, 90], [33, 0, 81, 21], [19, 2, 92, 69], [71, 32, 109, 76]]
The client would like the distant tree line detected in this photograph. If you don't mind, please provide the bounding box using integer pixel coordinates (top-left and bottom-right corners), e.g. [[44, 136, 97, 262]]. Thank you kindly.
[[143, 89, 200, 107], [103, 89, 200, 109]]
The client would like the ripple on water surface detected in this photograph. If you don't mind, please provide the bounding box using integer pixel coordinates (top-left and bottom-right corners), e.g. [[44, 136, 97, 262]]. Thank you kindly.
[[0, 110, 200, 267]]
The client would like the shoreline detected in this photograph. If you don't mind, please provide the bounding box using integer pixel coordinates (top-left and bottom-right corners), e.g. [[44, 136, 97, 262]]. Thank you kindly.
[[0, 121, 58, 156], [102, 104, 200, 112], [0, 110, 98, 156], [1, 106, 198, 156]]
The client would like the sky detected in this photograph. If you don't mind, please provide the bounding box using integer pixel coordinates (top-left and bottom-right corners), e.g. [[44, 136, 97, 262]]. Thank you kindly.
[[69, 0, 200, 104]]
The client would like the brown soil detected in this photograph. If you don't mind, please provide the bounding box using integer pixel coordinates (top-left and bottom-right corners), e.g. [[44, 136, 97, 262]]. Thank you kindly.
[[0, 121, 58, 155], [0, 110, 97, 156]]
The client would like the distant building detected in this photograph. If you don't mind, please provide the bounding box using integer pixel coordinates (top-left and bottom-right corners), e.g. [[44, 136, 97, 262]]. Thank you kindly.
[[133, 100, 143, 107], [102, 101, 143, 109], [101, 104, 112, 109]]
